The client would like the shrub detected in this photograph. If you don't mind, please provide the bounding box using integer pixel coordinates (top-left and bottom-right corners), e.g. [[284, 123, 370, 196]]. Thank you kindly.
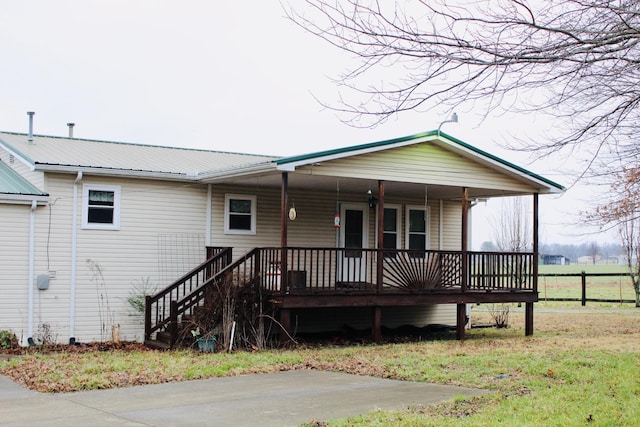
[[0, 330, 19, 349]]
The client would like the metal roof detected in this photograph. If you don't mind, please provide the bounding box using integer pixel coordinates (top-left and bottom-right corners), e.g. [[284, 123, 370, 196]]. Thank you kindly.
[[0, 129, 564, 196], [0, 132, 277, 180], [0, 160, 48, 203]]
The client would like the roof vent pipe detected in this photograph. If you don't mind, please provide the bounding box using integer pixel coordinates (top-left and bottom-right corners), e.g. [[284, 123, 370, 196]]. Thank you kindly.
[[27, 111, 35, 142], [67, 122, 75, 138]]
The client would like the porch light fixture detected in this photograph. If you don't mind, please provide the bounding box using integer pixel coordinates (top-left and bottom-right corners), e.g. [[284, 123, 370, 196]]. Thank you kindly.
[[367, 190, 377, 208], [437, 112, 458, 136]]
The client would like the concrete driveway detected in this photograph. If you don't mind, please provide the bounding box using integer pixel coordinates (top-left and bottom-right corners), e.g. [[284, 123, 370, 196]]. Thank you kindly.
[[0, 370, 487, 426]]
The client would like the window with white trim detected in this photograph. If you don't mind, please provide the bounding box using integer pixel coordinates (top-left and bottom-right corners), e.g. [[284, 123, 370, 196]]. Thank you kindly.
[[377, 204, 401, 256], [224, 194, 256, 234], [82, 184, 121, 230], [405, 205, 429, 252]]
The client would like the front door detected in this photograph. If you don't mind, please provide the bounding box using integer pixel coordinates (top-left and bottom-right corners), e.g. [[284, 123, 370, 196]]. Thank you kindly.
[[338, 203, 369, 283]]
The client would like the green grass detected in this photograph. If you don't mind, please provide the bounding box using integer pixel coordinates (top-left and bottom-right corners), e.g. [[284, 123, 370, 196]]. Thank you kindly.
[[2, 310, 639, 425], [538, 264, 637, 304]]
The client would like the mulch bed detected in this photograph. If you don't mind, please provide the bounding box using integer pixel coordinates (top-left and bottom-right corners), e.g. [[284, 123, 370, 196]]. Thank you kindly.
[[0, 341, 151, 356]]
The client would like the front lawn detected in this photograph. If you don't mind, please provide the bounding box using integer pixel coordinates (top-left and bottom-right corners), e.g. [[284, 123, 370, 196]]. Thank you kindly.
[[2, 308, 639, 425]]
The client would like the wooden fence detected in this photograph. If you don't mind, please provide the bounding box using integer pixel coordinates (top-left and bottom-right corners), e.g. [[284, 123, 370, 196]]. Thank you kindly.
[[539, 271, 637, 305]]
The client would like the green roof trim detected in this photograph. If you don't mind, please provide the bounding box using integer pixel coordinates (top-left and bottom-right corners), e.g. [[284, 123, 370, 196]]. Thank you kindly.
[[0, 161, 48, 196], [277, 130, 565, 191]]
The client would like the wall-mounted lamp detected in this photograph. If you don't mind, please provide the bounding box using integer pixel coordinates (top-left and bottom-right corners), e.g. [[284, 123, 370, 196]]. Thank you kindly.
[[367, 190, 377, 208], [437, 112, 458, 136]]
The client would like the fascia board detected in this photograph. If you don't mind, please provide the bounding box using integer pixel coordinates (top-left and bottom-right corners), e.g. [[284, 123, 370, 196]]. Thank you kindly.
[[0, 194, 49, 205], [0, 139, 36, 171], [435, 136, 565, 193], [276, 138, 426, 171], [35, 164, 198, 182], [196, 162, 277, 182]]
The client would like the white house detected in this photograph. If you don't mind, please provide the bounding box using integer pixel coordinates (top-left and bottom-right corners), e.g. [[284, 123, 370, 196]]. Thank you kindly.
[[0, 125, 563, 346]]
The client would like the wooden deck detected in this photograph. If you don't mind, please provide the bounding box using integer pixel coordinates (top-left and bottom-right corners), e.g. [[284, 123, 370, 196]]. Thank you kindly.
[[145, 247, 538, 348]]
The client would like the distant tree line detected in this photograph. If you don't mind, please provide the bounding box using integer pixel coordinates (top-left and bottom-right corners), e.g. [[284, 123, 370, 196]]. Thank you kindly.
[[480, 241, 624, 264]]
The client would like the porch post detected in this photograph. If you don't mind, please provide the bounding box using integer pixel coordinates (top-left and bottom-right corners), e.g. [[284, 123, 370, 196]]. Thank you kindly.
[[461, 187, 469, 289], [458, 187, 469, 340], [376, 180, 385, 291], [280, 172, 288, 293], [279, 172, 292, 343], [526, 192, 539, 336]]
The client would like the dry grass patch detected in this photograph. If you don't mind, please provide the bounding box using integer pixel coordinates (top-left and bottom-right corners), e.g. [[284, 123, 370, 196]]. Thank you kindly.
[[2, 308, 640, 425]]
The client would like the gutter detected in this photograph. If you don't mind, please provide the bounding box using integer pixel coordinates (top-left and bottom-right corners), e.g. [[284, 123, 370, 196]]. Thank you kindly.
[[27, 200, 36, 345], [35, 164, 195, 182], [69, 171, 82, 344]]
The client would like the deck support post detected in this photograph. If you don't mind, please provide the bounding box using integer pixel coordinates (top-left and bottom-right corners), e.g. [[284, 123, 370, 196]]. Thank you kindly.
[[281, 172, 288, 294], [279, 308, 291, 344], [456, 303, 466, 340], [525, 302, 534, 336], [372, 306, 382, 343]]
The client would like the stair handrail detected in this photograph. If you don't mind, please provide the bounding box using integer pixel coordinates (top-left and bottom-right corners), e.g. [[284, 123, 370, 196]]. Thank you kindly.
[[144, 247, 232, 341], [164, 248, 261, 347]]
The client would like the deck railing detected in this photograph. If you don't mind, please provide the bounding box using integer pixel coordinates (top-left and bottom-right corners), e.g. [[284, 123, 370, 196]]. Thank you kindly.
[[145, 247, 535, 347], [144, 247, 232, 342], [258, 248, 536, 293]]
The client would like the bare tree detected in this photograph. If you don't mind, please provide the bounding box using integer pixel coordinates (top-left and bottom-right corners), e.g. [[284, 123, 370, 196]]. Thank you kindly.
[[588, 241, 599, 265], [288, 1, 640, 299], [619, 217, 640, 307], [489, 197, 531, 302], [491, 197, 531, 253], [588, 167, 640, 305], [286, 0, 640, 167]]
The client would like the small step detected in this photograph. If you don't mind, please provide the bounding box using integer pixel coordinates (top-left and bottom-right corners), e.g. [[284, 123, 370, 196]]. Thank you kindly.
[[156, 331, 172, 345], [144, 339, 171, 350]]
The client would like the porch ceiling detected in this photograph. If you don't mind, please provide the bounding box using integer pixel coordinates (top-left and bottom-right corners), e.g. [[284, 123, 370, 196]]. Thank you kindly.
[[209, 170, 535, 200]]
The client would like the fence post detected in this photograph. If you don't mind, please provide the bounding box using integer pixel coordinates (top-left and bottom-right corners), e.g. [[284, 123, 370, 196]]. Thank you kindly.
[[581, 271, 587, 306]]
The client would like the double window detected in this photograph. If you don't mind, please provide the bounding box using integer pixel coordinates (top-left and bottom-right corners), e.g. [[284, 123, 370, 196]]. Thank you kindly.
[[377, 204, 429, 254], [224, 194, 256, 234], [82, 184, 121, 230]]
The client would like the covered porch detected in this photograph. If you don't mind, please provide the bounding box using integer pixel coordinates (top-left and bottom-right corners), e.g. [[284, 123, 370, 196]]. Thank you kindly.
[[145, 131, 563, 348]]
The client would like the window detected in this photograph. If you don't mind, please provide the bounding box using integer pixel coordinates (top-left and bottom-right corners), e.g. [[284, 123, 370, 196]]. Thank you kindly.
[[82, 184, 121, 230], [377, 205, 401, 257], [224, 194, 256, 234], [406, 205, 429, 253]]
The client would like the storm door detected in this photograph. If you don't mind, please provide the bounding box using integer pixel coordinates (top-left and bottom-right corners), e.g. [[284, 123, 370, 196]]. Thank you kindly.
[[338, 203, 369, 284]]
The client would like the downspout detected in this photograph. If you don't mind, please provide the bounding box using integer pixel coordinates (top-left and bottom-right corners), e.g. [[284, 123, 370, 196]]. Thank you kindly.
[[69, 171, 83, 344], [205, 184, 212, 246], [27, 200, 37, 345]]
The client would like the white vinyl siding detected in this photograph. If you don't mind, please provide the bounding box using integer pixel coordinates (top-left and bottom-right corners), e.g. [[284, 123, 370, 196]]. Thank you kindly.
[[295, 143, 536, 193], [22, 174, 209, 343], [0, 204, 33, 342]]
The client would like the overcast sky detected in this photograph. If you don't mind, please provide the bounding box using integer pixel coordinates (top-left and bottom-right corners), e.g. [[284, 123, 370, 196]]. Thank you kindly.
[[0, 1, 616, 248]]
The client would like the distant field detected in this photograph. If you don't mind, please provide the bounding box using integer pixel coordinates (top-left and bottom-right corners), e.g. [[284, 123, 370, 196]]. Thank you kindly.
[[537, 264, 636, 305]]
